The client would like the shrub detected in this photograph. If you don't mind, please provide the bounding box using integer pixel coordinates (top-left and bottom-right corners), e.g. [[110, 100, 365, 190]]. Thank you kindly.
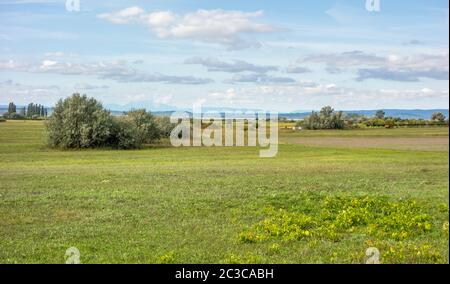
[[431, 112, 446, 122], [298, 106, 345, 130], [47, 94, 163, 149], [47, 94, 113, 148], [0, 117, 6, 122], [443, 221, 449, 239], [384, 119, 395, 129], [109, 117, 144, 149], [155, 116, 176, 138], [126, 109, 161, 143], [3, 112, 25, 120], [238, 196, 434, 244], [156, 251, 176, 264]]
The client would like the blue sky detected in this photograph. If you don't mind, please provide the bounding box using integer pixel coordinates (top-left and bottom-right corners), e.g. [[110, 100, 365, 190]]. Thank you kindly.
[[0, 0, 448, 111]]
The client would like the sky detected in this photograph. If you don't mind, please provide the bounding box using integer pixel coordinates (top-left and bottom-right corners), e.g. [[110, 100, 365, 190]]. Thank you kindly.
[[0, 0, 448, 112]]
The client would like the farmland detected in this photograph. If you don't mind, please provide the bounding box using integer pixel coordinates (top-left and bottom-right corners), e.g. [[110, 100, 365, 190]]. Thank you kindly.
[[0, 120, 448, 264]]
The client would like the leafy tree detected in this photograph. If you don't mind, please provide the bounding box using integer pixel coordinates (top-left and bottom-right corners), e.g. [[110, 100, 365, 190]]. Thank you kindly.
[[384, 119, 395, 129], [8, 102, 16, 114], [46, 93, 113, 148], [155, 116, 176, 138], [300, 106, 345, 130], [375, 110, 385, 119], [431, 112, 446, 122], [26, 103, 47, 118], [126, 109, 161, 143]]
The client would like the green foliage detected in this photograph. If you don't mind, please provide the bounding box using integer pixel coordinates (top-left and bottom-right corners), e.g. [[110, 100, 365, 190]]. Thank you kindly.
[[156, 251, 176, 264], [299, 106, 345, 130], [46, 94, 113, 148], [296, 106, 448, 129], [384, 119, 395, 128], [443, 221, 449, 239], [375, 110, 386, 119], [239, 196, 434, 244], [8, 102, 16, 114], [431, 112, 446, 122], [26, 103, 47, 118], [108, 118, 142, 149], [0, 117, 6, 123], [108, 110, 162, 149], [366, 240, 445, 264], [46, 94, 163, 149], [3, 102, 47, 120], [155, 116, 176, 138], [3, 112, 25, 120], [126, 109, 161, 143], [223, 253, 263, 264], [362, 117, 449, 128]]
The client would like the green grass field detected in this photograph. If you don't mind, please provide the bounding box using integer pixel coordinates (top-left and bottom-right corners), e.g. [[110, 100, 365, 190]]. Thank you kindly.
[[0, 120, 448, 264]]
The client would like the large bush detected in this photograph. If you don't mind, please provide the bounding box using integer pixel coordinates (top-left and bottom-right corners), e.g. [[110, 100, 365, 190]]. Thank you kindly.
[[0, 117, 6, 123], [47, 94, 113, 148], [299, 106, 345, 130], [108, 110, 161, 149], [431, 112, 446, 122], [155, 116, 176, 138], [47, 94, 161, 149]]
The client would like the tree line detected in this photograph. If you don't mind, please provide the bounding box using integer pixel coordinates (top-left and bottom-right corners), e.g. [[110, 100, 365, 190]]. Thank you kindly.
[[297, 106, 448, 130], [3, 102, 48, 120]]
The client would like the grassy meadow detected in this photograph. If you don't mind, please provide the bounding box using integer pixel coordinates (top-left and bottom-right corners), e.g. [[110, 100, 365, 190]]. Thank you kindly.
[[0, 120, 448, 264]]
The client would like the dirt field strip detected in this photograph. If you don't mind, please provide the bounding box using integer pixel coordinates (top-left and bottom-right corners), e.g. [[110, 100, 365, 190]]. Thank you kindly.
[[281, 137, 449, 151]]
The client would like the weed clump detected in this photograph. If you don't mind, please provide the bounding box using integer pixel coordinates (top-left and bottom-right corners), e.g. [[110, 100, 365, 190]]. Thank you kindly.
[[239, 196, 434, 243]]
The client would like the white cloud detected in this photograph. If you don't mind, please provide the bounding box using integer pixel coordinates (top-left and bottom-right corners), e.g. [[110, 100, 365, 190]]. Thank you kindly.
[[153, 94, 173, 105], [145, 11, 175, 27], [98, 8, 278, 49], [214, 83, 449, 110], [226, 73, 296, 84], [184, 57, 278, 73], [44, 51, 65, 57], [40, 60, 58, 68], [74, 83, 109, 90], [0, 59, 214, 85], [0, 80, 61, 105], [300, 51, 449, 82], [209, 89, 237, 99], [302, 51, 449, 69], [286, 65, 311, 74], [98, 6, 145, 24], [301, 50, 386, 67]]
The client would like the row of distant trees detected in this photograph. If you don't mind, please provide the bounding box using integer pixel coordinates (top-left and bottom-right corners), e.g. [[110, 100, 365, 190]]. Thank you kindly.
[[4, 102, 48, 120], [297, 107, 448, 130]]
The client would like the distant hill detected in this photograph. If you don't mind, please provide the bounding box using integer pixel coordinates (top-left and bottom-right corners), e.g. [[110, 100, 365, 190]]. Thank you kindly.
[[1, 105, 448, 120]]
